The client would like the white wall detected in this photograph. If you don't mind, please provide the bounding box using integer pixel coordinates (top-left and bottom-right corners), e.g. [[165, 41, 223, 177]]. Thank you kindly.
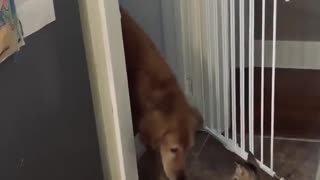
[[119, 0, 165, 55]]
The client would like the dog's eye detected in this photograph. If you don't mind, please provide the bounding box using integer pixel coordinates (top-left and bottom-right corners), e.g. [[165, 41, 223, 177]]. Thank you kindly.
[[170, 148, 178, 153]]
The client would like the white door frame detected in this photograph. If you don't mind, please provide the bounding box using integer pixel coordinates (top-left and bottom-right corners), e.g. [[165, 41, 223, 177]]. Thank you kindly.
[[78, 0, 138, 180]]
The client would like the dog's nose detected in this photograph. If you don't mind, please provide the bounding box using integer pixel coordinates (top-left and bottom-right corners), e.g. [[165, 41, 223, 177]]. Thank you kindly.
[[176, 171, 186, 180]]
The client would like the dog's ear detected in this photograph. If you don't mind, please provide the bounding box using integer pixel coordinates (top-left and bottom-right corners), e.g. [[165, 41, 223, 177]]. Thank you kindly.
[[139, 111, 169, 149]]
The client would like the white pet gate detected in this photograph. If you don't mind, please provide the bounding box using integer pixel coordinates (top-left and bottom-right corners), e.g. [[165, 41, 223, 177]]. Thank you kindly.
[[166, 0, 282, 178]]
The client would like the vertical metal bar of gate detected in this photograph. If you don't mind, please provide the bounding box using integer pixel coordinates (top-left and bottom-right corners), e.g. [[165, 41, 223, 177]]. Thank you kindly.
[[249, 0, 255, 154], [221, 0, 230, 139], [260, 0, 266, 164], [229, 0, 237, 146], [204, 0, 215, 130], [175, 0, 281, 178], [239, 0, 246, 151], [212, 0, 221, 133], [270, 0, 278, 171], [190, 0, 202, 112]]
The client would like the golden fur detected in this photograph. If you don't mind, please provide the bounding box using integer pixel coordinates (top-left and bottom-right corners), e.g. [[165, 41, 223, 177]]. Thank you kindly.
[[120, 7, 203, 180]]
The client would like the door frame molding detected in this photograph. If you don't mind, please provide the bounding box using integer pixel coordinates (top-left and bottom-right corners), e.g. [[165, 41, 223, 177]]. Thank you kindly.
[[78, 0, 138, 180]]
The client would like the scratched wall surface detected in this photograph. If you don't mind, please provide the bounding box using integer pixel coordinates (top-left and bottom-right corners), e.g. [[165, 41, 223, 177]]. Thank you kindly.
[[0, 1, 103, 179]]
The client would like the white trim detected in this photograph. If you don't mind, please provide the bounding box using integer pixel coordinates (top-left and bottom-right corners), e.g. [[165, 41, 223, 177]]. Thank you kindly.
[[255, 40, 320, 70], [79, 0, 138, 180], [263, 136, 320, 143]]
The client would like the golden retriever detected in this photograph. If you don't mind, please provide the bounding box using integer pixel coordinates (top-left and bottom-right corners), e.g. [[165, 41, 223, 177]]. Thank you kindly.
[[120, 7, 203, 180]]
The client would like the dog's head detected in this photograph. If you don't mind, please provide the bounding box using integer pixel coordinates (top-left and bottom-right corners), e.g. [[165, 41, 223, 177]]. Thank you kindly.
[[140, 107, 203, 180]]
